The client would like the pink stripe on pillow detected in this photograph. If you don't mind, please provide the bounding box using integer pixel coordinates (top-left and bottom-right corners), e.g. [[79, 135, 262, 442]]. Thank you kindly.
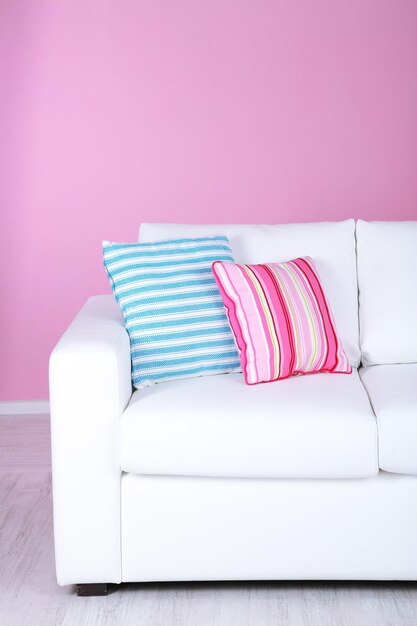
[[212, 257, 352, 385]]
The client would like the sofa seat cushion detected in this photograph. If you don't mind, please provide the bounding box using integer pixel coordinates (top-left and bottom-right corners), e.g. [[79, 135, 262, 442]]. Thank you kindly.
[[360, 364, 417, 475], [120, 370, 378, 479]]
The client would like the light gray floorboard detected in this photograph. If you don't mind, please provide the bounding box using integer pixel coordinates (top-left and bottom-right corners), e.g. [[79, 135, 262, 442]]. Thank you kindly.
[[1, 415, 417, 626]]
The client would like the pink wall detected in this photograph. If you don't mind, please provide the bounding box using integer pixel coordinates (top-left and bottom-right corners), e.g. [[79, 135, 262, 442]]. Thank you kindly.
[[1, 0, 417, 400]]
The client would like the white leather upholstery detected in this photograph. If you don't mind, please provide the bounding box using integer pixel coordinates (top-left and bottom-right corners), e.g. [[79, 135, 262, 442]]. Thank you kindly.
[[139, 220, 360, 367], [121, 471, 417, 581], [49, 296, 132, 585], [357, 220, 417, 366], [49, 220, 417, 586], [121, 370, 378, 479], [360, 364, 417, 475]]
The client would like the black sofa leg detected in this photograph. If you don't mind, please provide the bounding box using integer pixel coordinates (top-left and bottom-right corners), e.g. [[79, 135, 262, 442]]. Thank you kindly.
[[76, 583, 109, 596]]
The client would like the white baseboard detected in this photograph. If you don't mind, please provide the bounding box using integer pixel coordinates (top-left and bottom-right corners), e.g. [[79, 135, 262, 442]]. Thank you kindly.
[[0, 401, 50, 415]]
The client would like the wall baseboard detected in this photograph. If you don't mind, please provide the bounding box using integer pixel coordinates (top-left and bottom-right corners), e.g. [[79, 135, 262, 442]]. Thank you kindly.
[[0, 401, 50, 415]]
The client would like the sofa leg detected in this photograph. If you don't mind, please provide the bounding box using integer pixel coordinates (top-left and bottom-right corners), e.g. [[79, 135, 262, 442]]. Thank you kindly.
[[76, 583, 109, 597]]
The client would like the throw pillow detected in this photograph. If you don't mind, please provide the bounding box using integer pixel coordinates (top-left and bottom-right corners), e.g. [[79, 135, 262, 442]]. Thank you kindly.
[[212, 257, 352, 385], [103, 236, 241, 388]]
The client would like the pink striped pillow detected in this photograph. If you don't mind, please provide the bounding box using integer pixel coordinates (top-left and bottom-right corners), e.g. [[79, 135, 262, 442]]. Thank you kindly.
[[212, 257, 352, 385]]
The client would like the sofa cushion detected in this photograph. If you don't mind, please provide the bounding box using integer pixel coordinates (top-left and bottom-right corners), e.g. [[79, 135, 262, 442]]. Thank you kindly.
[[360, 364, 417, 475], [139, 220, 360, 367], [356, 220, 417, 365], [120, 369, 378, 479]]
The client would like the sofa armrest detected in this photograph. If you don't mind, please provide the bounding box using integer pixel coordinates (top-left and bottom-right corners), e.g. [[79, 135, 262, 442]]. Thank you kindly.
[[49, 295, 132, 585]]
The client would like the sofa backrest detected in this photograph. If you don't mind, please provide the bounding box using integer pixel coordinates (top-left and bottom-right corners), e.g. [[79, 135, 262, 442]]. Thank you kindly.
[[139, 220, 360, 367], [356, 220, 417, 366]]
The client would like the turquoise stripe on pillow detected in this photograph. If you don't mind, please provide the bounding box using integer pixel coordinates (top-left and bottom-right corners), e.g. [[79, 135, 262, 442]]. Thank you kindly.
[[103, 236, 241, 388]]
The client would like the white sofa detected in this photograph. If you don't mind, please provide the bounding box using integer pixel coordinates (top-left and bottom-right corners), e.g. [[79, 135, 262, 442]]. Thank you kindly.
[[49, 219, 417, 595]]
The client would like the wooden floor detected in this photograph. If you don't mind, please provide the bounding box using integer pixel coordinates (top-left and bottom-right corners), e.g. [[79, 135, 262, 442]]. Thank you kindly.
[[1, 416, 417, 626]]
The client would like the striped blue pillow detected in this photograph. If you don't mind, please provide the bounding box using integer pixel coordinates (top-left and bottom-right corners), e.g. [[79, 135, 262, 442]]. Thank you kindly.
[[103, 236, 241, 388]]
